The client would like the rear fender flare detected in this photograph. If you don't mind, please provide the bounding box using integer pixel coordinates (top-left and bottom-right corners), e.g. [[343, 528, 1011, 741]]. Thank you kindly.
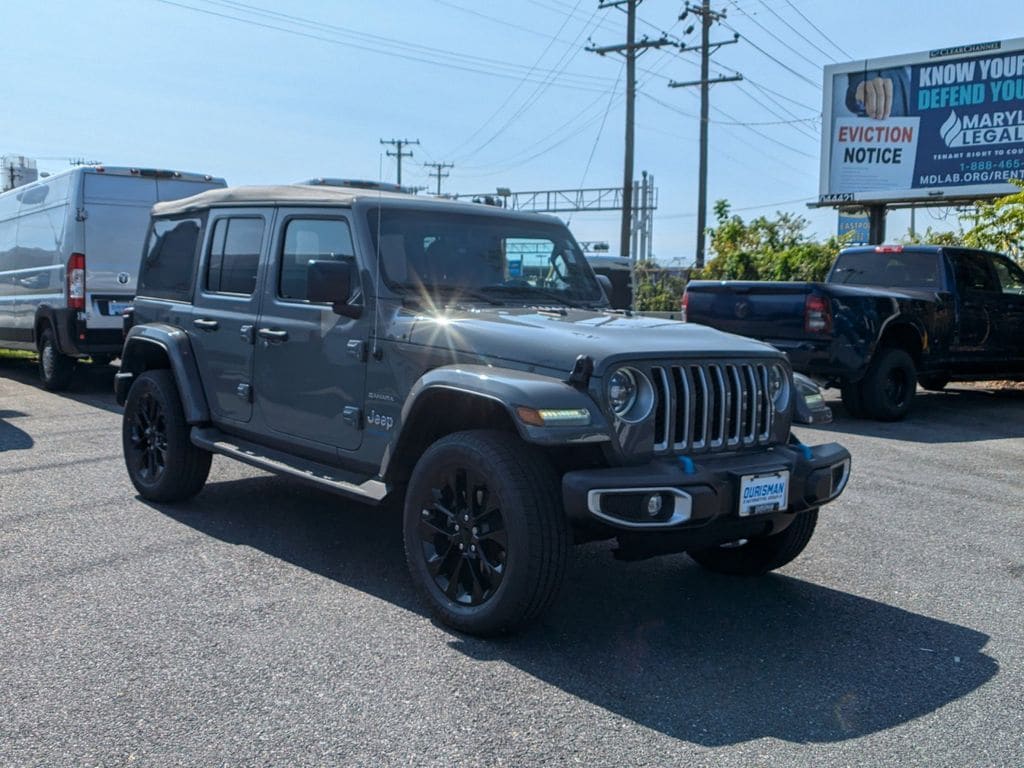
[[116, 324, 210, 423]]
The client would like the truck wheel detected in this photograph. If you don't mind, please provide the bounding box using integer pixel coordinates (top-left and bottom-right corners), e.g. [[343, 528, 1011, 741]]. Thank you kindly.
[[917, 374, 949, 392], [840, 379, 866, 418], [860, 347, 917, 420], [38, 327, 75, 391], [403, 430, 570, 636], [688, 509, 818, 576], [122, 370, 211, 502]]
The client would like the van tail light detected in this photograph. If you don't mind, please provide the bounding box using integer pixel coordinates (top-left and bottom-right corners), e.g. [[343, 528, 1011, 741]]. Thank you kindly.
[[67, 253, 86, 311], [804, 294, 832, 334], [680, 290, 689, 322]]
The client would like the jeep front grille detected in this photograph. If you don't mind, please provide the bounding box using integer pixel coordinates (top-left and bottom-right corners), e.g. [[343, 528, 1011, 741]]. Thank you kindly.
[[648, 362, 773, 454]]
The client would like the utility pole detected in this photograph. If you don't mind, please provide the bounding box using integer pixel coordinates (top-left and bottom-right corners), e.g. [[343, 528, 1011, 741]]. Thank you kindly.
[[379, 138, 420, 186], [587, 1, 673, 261], [424, 161, 454, 195], [669, 1, 741, 269]]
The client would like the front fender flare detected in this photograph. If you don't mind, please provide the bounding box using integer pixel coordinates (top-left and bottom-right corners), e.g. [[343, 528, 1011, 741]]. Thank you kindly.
[[115, 324, 210, 423], [399, 364, 611, 446]]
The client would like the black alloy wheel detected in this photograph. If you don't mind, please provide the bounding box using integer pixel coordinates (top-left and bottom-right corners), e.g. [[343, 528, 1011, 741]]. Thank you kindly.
[[403, 430, 569, 635], [121, 370, 211, 502], [127, 390, 168, 484], [417, 465, 508, 606]]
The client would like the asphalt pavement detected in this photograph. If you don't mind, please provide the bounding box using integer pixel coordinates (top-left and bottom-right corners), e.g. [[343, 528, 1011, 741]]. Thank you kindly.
[[1, 355, 1022, 767]]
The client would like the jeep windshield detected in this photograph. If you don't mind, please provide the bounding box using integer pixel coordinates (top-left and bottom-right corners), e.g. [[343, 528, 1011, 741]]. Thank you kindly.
[[367, 207, 605, 307]]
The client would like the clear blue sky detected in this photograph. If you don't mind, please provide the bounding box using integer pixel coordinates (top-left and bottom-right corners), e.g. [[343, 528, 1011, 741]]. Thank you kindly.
[[2, 0, 1015, 263]]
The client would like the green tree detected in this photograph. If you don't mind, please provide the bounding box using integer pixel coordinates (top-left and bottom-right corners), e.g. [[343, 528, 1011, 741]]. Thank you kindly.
[[698, 200, 846, 282], [900, 225, 964, 246], [963, 179, 1024, 261], [633, 260, 687, 311]]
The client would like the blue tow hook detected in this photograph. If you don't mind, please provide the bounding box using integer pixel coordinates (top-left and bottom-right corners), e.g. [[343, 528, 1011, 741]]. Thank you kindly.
[[677, 455, 696, 474]]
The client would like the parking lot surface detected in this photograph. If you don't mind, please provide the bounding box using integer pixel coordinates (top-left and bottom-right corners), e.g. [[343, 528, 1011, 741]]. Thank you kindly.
[[1, 356, 1022, 767]]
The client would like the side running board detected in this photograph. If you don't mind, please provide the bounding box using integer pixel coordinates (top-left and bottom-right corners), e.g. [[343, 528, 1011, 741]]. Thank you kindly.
[[190, 426, 389, 504]]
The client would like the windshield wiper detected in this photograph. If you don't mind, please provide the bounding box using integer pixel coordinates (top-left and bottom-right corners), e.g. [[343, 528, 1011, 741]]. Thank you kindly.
[[478, 283, 593, 309]]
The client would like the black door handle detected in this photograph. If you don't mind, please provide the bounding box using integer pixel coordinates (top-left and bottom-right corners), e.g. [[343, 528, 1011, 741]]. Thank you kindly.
[[193, 318, 219, 331], [257, 328, 289, 342]]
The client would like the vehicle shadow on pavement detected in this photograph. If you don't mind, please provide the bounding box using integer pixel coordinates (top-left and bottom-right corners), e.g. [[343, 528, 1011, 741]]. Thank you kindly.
[[150, 474, 998, 748], [0, 409, 33, 451], [810, 386, 1024, 443], [456, 548, 999, 746], [0, 356, 120, 414]]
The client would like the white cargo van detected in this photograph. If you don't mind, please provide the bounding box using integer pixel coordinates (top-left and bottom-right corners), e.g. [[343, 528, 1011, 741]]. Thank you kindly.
[[0, 166, 225, 388]]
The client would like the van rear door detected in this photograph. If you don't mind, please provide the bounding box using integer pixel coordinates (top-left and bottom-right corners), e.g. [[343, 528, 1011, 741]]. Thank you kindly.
[[83, 172, 223, 330]]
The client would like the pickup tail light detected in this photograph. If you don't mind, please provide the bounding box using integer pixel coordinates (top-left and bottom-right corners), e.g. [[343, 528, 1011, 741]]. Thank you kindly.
[[680, 291, 689, 322], [67, 253, 86, 311], [804, 294, 831, 334]]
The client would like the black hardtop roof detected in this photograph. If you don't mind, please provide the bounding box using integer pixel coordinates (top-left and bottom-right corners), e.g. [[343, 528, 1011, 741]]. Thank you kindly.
[[152, 184, 562, 224]]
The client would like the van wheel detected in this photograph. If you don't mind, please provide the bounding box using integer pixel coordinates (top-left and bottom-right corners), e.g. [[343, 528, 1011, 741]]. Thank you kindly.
[[38, 327, 75, 391], [860, 347, 917, 421], [403, 430, 569, 636], [689, 509, 818, 576], [122, 370, 211, 502]]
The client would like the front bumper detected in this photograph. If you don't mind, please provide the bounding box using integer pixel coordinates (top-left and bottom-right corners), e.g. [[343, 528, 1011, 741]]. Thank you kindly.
[[562, 441, 850, 552]]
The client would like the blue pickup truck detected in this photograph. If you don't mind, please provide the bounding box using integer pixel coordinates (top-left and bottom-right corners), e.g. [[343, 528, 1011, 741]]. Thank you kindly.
[[683, 245, 1024, 420]]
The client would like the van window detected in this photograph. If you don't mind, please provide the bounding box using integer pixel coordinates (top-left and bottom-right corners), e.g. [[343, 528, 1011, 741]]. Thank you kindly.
[[137, 217, 202, 301], [279, 218, 354, 301], [205, 217, 263, 295], [84, 174, 157, 205]]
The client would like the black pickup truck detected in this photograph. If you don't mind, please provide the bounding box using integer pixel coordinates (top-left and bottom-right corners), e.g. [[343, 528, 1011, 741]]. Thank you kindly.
[[684, 245, 1024, 420]]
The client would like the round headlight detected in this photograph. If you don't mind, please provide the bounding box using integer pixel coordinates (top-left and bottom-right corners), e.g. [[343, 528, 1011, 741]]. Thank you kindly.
[[607, 367, 654, 423], [608, 368, 638, 415], [768, 364, 791, 411]]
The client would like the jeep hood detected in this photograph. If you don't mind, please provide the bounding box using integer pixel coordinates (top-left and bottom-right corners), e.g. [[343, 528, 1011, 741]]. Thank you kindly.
[[396, 307, 782, 373]]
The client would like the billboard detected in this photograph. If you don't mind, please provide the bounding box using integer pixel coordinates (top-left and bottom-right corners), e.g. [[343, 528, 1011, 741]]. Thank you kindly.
[[819, 38, 1024, 205]]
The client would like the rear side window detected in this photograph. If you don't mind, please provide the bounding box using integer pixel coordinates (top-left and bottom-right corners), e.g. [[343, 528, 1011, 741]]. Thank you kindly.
[[279, 218, 354, 301], [205, 217, 263, 295], [137, 217, 202, 301]]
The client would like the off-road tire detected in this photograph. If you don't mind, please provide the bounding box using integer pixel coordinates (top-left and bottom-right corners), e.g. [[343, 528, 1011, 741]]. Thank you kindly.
[[38, 327, 75, 391], [403, 429, 570, 636], [860, 347, 917, 421], [122, 370, 211, 502], [688, 509, 819, 576], [917, 373, 950, 392]]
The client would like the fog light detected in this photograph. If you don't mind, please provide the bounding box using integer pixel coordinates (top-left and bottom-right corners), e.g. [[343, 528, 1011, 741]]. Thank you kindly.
[[645, 493, 663, 517]]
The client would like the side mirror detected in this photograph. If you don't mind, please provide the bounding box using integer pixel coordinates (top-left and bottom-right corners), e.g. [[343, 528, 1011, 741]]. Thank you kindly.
[[595, 274, 613, 302], [792, 372, 833, 425], [307, 259, 360, 318]]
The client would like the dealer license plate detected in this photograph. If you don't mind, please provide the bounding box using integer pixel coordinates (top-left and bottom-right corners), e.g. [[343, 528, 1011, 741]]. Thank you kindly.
[[106, 301, 130, 316], [738, 471, 790, 517]]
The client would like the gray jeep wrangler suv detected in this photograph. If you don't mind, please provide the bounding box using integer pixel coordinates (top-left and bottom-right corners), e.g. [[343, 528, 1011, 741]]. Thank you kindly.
[[116, 185, 851, 635]]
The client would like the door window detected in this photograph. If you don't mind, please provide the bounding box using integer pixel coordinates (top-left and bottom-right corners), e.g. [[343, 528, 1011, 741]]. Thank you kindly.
[[205, 217, 263, 295], [953, 251, 999, 292], [278, 218, 354, 301], [991, 256, 1024, 295]]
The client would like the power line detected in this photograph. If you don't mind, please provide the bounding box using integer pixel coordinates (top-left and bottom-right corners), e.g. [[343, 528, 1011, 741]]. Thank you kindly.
[[757, 0, 838, 63], [570, 63, 625, 223], [152, 0, 614, 93], [657, 195, 812, 219], [451, 1, 597, 163], [726, 0, 823, 73], [784, 0, 851, 60]]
